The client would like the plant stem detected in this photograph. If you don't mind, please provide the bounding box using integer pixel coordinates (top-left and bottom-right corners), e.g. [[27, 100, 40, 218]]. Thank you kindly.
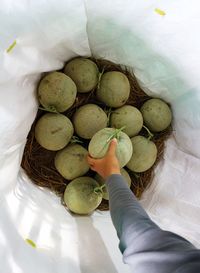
[[106, 126, 126, 143], [143, 125, 154, 140], [106, 108, 113, 126], [70, 136, 84, 144], [97, 67, 105, 90], [94, 184, 105, 194], [132, 172, 140, 179], [98, 127, 126, 157], [39, 106, 59, 113]]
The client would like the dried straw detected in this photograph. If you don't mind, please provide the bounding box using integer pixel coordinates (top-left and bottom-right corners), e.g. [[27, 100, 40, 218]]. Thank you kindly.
[[21, 57, 172, 211]]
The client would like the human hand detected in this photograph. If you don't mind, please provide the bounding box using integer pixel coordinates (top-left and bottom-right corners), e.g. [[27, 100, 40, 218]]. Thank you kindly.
[[87, 138, 120, 179]]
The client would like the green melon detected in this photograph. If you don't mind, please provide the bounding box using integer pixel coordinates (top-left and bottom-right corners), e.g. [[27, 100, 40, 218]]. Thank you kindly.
[[64, 58, 99, 93], [55, 144, 89, 180], [126, 136, 157, 172], [64, 177, 103, 215], [35, 113, 74, 151], [73, 104, 108, 139], [95, 168, 131, 200], [110, 105, 143, 137], [38, 72, 77, 112], [96, 71, 130, 107], [140, 98, 172, 132], [88, 128, 133, 168]]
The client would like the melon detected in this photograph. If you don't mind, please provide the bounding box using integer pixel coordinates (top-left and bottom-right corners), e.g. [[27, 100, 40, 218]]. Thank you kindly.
[[126, 136, 157, 172], [140, 98, 172, 132], [64, 177, 103, 215], [38, 72, 77, 112], [55, 144, 89, 180], [110, 105, 143, 137], [96, 71, 130, 107], [64, 58, 99, 93], [35, 113, 73, 151], [88, 128, 133, 168], [73, 104, 107, 139]]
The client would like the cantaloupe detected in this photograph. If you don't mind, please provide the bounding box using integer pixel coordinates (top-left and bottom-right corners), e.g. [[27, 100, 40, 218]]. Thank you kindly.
[[110, 105, 143, 137], [38, 72, 77, 112], [140, 98, 172, 132], [64, 58, 99, 93], [64, 177, 103, 215], [88, 128, 133, 168], [126, 136, 157, 172], [55, 144, 89, 180], [73, 104, 108, 139], [97, 71, 130, 107], [35, 113, 73, 151]]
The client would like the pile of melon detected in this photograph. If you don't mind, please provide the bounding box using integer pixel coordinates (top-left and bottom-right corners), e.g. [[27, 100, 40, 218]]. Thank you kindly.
[[29, 57, 172, 215]]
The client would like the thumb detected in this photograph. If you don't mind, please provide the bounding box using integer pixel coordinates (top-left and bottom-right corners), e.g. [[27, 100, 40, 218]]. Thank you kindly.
[[107, 138, 118, 156], [87, 155, 96, 165]]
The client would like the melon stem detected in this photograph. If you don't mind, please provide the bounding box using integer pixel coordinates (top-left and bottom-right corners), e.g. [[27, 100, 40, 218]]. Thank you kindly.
[[94, 184, 105, 194], [142, 125, 154, 140], [106, 108, 113, 126], [98, 127, 126, 156], [97, 67, 105, 90], [70, 136, 83, 144], [106, 126, 126, 143], [132, 172, 140, 179], [39, 105, 58, 113]]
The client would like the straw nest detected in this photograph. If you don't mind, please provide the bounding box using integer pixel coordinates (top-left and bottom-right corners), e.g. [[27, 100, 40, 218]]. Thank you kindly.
[[21, 58, 172, 211]]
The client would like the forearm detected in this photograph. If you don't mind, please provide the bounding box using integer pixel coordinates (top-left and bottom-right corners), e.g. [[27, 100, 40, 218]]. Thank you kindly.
[[106, 174, 158, 252], [106, 174, 200, 273]]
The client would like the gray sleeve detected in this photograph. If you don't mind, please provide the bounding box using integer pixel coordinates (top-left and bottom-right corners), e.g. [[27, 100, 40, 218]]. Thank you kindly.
[[106, 174, 200, 273]]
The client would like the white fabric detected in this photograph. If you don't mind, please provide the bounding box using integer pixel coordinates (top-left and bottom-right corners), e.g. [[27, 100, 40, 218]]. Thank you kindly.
[[0, 0, 200, 272]]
